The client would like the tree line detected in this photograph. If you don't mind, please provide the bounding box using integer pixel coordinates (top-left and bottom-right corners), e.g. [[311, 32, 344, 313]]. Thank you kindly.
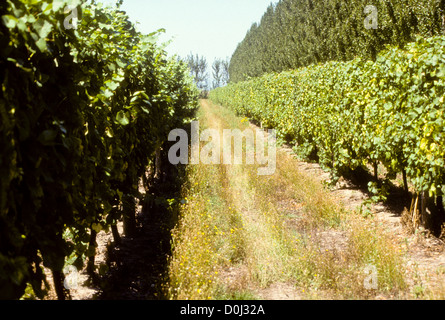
[[229, 0, 445, 82], [183, 54, 230, 92]]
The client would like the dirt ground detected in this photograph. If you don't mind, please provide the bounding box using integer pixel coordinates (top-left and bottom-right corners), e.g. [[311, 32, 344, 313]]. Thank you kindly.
[[286, 150, 445, 299], [45, 114, 444, 300]]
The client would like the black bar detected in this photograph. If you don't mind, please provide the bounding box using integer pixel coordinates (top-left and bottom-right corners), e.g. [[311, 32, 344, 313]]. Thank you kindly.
[[1, 300, 441, 319]]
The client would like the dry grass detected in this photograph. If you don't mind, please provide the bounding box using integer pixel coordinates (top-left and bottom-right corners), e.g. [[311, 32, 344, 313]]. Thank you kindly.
[[166, 100, 420, 300]]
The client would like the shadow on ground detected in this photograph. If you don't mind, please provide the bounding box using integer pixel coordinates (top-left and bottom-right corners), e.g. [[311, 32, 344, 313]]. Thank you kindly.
[[339, 166, 412, 215], [96, 161, 186, 300]]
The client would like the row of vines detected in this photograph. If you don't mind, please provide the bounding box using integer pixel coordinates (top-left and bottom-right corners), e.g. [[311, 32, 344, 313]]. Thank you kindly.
[[0, 0, 198, 299], [210, 36, 445, 234]]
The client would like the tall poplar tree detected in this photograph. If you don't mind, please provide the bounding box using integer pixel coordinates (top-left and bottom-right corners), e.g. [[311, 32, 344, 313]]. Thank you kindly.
[[229, 0, 445, 82]]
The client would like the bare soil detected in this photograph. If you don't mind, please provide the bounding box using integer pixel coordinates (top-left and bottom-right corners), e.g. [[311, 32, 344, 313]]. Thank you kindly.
[[286, 149, 445, 299], [247, 122, 445, 299], [45, 104, 444, 300]]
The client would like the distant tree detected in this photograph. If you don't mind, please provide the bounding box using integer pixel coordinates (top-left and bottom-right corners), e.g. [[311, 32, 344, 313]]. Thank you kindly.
[[186, 53, 209, 91], [221, 58, 230, 85], [212, 59, 224, 89], [212, 57, 230, 88]]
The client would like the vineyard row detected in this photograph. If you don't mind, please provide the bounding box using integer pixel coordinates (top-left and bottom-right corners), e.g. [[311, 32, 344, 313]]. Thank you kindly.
[[210, 36, 445, 234], [0, 0, 198, 299]]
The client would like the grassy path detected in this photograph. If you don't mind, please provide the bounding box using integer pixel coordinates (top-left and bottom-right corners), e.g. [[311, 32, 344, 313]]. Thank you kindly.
[[165, 99, 441, 300]]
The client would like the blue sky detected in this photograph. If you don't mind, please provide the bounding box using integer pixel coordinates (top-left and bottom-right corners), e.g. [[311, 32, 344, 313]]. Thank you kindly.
[[99, 0, 277, 64]]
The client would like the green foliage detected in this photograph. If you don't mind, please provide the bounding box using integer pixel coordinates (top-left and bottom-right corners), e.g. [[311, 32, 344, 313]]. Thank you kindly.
[[0, 0, 198, 299], [229, 0, 445, 82], [210, 36, 445, 199]]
